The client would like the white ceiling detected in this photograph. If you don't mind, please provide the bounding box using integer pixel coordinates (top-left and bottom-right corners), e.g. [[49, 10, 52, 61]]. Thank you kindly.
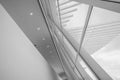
[[0, 0, 63, 73]]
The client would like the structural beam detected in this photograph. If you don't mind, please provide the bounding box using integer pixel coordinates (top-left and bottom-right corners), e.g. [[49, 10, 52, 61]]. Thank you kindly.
[[72, 0, 120, 13]]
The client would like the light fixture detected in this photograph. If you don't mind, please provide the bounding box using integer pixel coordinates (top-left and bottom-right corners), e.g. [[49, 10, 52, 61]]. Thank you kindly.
[[42, 38, 45, 40], [30, 12, 33, 15], [37, 27, 41, 31]]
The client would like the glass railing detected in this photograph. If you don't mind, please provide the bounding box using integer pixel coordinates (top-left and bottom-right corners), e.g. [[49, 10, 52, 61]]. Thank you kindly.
[[53, 27, 92, 80], [82, 6, 120, 80], [38, 0, 120, 80]]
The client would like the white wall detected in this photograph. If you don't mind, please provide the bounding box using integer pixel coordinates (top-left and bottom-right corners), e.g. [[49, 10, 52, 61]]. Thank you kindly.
[[0, 4, 58, 80]]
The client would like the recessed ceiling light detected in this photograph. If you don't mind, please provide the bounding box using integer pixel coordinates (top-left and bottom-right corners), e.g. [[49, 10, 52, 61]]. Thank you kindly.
[[30, 12, 33, 15], [42, 38, 45, 40], [37, 27, 41, 31]]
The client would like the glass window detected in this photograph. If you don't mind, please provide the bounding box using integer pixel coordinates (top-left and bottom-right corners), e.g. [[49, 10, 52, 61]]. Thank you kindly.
[[56, 0, 89, 45], [50, 0, 120, 79], [76, 56, 98, 80], [63, 37, 77, 61], [82, 6, 120, 80]]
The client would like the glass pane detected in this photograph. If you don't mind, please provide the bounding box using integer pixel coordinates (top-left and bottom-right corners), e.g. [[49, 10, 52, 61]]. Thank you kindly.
[[56, 0, 89, 45], [54, 27, 77, 62], [74, 67, 83, 79], [55, 27, 63, 39], [64, 4, 89, 45], [76, 56, 98, 80], [82, 6, 120, 80], [63, 37, 77, 61]]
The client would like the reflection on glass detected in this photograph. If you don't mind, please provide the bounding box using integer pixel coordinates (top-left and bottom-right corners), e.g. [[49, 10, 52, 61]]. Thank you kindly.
[[56, 0, 89, 44], [64, 4, 89, 45], [82, 6, 120, 80], [63, 37, 77, 61]]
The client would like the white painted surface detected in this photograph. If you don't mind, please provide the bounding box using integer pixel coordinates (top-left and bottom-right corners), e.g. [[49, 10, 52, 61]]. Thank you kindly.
[[0, 4, 58, 80]]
